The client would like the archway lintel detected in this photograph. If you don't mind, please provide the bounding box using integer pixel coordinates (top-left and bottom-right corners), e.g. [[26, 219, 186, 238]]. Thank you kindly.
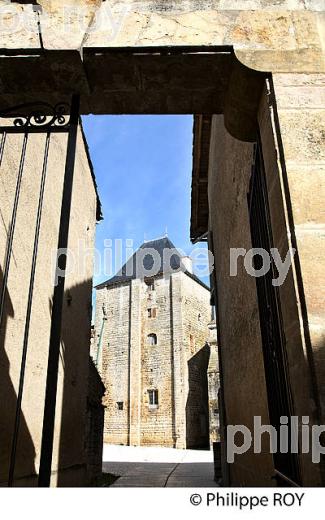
[[0, 45, 268, 142]]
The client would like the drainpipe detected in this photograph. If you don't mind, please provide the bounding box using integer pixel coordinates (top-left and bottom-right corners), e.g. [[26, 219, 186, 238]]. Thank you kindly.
[[95, 303, 107, 368]]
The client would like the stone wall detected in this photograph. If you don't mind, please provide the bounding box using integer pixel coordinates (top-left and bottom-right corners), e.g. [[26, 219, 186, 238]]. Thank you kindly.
[[85, 358, 105, 484], [2, 2, 324, 74], [0, 125, 99, 486], [207, 114, 275, 486], [206, 78, 324, 485], [1, 1, 324, 123], [258, 75, 325, 484], [180, 273, 211, 449], [270, 73, 325, 421], [140, 275, 174, 446]]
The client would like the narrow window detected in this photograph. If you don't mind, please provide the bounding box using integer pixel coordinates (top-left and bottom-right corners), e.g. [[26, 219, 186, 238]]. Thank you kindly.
[[148, 389, 159, 407], [147, 333, 157, 345], [116, 402, 123, 410], [190, 334, 195, 354], [147, 308, 157, 318]]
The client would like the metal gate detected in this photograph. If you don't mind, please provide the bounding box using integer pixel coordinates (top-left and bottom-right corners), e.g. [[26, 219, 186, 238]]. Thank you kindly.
[[0, 95, 80, 487], [248, 136, 301, 486]]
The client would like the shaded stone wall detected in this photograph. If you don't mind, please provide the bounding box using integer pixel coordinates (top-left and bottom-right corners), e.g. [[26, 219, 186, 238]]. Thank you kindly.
[[207, 114, 275, 486], [181, 273, 211, 449], [186, 344, 210, 449], [85, 358, 105, 484]]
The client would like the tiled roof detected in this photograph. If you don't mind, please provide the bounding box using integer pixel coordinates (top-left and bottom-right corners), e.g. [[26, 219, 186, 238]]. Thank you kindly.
[[95, 236, 209, 290]]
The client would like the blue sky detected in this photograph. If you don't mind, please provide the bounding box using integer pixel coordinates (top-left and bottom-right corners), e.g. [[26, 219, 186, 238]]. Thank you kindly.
[[82, 115, 209, 288]]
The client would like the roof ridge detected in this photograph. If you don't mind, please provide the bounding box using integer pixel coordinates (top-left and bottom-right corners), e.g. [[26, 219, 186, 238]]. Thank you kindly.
[[143, 234, 169, 243]]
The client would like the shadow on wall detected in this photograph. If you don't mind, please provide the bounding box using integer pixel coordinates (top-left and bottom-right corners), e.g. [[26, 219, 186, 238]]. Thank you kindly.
[[0, 274, 104, 487], [308, 334, 325, 484], [56, 279, 104, 487], [186, 343, 210, 450], [312, 335, 325, 418], [0, 265, 36, 486]]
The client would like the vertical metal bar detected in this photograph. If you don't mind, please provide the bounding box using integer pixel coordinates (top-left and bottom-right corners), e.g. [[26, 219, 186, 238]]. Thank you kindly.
[[95, 314, 106, 368], [0, 132, 7, 168], [8, 133, 51, 487], [248, 137, 301, 485], [38, 95, 80, 487], [0, 133, 28, 333], [33, 6, 44, 51]]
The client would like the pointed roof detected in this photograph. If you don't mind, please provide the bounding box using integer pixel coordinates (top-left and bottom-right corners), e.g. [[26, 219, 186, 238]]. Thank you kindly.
[[95, 236, 209, 290]]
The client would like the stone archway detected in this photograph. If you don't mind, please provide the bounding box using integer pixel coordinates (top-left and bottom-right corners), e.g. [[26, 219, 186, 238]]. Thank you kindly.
[[1, 0, 324, 487]]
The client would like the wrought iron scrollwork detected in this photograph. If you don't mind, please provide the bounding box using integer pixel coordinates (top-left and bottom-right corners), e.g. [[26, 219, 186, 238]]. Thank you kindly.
[[0, 101, 71, 130]]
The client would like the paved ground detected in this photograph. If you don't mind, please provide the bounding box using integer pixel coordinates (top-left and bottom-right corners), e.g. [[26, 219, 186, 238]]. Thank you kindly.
[[102, 444, 218, 487]]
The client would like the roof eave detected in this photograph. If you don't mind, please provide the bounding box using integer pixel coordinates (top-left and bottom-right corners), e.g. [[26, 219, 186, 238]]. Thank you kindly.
[[190, 114, 212, 243]]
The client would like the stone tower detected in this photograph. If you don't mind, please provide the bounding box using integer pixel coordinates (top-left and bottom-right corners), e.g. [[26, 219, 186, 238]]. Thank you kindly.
[[94, 237, 213, 449]]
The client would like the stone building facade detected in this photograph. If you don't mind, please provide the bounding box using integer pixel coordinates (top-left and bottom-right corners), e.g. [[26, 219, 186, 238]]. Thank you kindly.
[[94, 237, 213, 449]]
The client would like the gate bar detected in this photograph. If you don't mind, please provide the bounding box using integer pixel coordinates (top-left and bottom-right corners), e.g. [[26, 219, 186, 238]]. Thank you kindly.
[[38, 94, 80, 487], [8, 133, 51, 486], [0, 132, 7, 167], [0, 133, 28, 334]]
